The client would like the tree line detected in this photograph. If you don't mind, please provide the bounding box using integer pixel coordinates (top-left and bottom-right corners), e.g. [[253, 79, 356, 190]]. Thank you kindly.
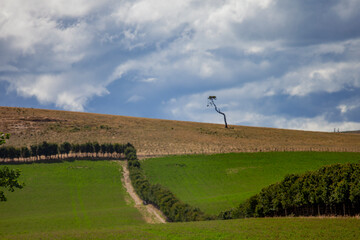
[[125, 146, 214, 222], [219, 163, 360, 219], [0, 141, 134, 162]]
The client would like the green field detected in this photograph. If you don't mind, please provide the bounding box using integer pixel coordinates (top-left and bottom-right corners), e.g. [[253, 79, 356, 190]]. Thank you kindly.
[[0, 160, 145, 239], [1, 154, 360, 239], [142, 152, 360, 214], [4, 218, 360, 240]]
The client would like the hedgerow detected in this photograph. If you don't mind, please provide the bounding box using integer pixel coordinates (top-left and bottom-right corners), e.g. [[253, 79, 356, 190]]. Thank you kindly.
[[125, 147, 214, 222]]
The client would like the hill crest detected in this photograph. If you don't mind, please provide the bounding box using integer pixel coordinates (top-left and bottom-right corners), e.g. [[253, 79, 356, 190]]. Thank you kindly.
[[1, 106, 359, 156]]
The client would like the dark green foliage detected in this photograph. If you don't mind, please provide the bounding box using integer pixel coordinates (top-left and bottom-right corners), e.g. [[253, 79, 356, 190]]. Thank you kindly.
[[7, 147, 19, 159], [125, 146, 213, 222], [71, 143, 80, 153], [114, 143, 124, 155], [0, 132, 10, 145], [20, 147, 30, 159], [125, 146, 137, 160], [0, 147, 8, 160], [1, 142, 129, 161], [30, 145, 38, 158], [100, 143, 107, 156], [80, 143, 87, 154], [224, 163, 360, 219], [93, 142, 100, 157], [60, 142, 71, 157], [0, 166, 24, 201], [106, 143, 114, 157], [85, 142, 94, 154]]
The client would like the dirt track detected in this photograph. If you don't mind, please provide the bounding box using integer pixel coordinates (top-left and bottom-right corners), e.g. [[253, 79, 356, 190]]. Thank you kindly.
[[118, 161, 166, 224]]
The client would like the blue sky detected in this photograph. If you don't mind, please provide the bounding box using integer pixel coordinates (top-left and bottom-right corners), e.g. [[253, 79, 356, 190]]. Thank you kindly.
[[1, 0, 360, 131]]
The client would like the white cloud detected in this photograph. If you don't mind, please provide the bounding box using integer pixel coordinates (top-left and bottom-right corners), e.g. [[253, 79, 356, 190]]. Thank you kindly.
[[0, 0, 360, 131], [337, 101, 360, 114], [127, 95, 144, 103], [280, 62, 360, 96], [273, 116, 360, 132], [7, 74, 108, 111]]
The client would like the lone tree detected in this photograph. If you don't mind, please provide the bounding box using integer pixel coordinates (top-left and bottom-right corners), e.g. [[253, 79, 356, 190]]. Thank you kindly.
[[207, 96, 228, 128], [0, 132, 24, 201]]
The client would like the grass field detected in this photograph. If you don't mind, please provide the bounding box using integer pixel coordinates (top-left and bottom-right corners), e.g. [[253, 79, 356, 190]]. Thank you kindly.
[[1, 156, 360, 239], [1, 106, 360, 156], [0, 160, 145, 238], [142, 152, 360, 214], [3, 218, 360, 240]]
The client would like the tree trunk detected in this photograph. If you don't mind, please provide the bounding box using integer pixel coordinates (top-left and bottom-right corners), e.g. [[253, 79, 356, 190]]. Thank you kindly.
[[211, 100, 228, 128]]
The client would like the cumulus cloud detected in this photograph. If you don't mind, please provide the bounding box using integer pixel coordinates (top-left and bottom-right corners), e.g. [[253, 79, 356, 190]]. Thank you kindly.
[[0, 0, 359, 131], [5, 73, 108, 111]]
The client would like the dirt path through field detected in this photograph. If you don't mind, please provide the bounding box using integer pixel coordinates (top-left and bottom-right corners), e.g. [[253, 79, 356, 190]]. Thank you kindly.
[[118, 161, 166, 224]]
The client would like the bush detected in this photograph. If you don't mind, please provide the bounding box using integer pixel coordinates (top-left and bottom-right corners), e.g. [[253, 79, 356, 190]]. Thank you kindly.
[[125, 146, 212, 222]]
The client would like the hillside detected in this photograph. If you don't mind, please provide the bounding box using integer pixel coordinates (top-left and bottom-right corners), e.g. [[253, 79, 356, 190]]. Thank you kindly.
[[141, 152, 360, 215], [1, 106, 359, 156]]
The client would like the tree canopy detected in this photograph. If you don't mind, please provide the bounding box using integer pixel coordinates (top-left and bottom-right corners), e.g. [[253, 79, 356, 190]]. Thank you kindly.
[[0, 132, 24, 201]]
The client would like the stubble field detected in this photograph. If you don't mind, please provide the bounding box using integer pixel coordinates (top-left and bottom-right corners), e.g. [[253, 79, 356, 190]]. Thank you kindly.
[[1, 107, 360, 156]]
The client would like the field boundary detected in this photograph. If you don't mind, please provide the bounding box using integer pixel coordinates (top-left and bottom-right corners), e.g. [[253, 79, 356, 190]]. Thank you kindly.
[[118, 160, 167, 224]]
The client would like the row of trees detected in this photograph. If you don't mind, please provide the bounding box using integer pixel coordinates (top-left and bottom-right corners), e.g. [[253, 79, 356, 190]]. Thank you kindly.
[[219, 163, 360, 219], [125, 146, 213, 222], [0, 141, 134, 161]]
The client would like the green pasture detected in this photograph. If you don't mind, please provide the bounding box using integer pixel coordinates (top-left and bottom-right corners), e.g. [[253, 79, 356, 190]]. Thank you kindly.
[[142, 152, 360, 214], [0, 160, 144, 238], [4, 218, 360, 240]]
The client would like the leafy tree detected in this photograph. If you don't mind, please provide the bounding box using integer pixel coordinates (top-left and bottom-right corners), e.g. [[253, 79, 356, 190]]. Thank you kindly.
[[85, 142, 94, 158], [106, 143, 114, 157], [0, 167, 24, 201], [71, 143, 80, 158], [100, 143, 107, 157], [20, 147, 30, 159], [93, 142, 100, 157], [30, 144, 39, 160], [60, 142, 72, 159], [207, 96, 228, 128], [0, 132, 10, 145], [0, 147, 7, 160], [0, 133, 24, 201]]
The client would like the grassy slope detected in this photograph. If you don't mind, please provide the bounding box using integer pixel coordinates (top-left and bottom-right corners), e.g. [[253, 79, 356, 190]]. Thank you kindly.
[[1, 106, 360, 156], [0, 161, 144, 238], [142, 152, 360, 214], [4, 218, 360, 240]]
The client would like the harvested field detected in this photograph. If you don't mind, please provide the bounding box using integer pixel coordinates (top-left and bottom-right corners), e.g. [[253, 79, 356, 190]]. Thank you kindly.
[[1, 106, 360, 156]]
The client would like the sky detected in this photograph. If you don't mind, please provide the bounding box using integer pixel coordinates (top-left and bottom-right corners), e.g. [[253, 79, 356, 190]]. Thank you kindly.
[[1, 0, 360, 132]]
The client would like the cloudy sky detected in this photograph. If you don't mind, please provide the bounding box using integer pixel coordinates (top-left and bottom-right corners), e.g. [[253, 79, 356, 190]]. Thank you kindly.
[[1, 0, 360, 131]]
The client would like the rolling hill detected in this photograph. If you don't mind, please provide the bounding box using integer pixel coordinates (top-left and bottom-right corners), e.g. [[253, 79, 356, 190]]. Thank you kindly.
[[1, 106, 359, 156]]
